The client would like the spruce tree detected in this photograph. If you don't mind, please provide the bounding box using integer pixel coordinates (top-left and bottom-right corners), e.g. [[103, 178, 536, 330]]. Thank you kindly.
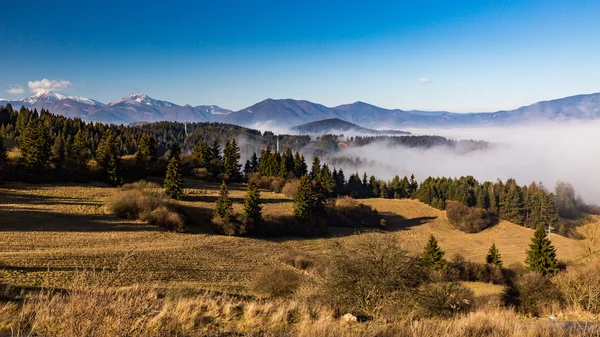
[[19, 120, 51, 171], [215, 181, 233, 221], [242, 180, 262, 233], [223, 138, 242, 181], [486, 243, 503, 267], [168, 141, 181, 161], [68, 130, 90, 169], [191, 139, 209, 168], [50, 135, 65, 168], [294, 175, 316, 221], [96, 129, 122, 186], [293, 152, 307, 178], [0, 137, 7, 165], [135, 133, 151, 173], [208, 139, 223, 177], [422, 235, 446, 270], [164, 156, 184, 200], [525, 226, 559, 276], [310, 156, 321, 180], [249, 152, 259, 172]]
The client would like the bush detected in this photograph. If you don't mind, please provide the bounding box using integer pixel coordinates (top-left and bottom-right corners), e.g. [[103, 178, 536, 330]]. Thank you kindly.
[[252, 268, 301, 298], [279, 253, 314, 271], [327, 196, 380, 228], [105, 181, 185, 232], [192, 167, 209, 180], [282, 179, 300, 199], [449, 254, 505, 284], [446, 201, 492, 233], [502, 272, 562, 316], [320, 234, 428, 318], [141, 206, 185, 232], [418, 282, 475, 318], [555, 261, 600, 314]]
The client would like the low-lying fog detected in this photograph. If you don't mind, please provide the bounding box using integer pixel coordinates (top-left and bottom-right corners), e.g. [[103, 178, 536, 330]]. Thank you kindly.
[[341, 122, 600, 203], [251, 121, 600, 203]]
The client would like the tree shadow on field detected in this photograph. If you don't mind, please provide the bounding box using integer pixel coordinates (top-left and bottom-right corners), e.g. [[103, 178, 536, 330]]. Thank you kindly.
[[0, 190, 98, 207], [183, 194, 286, 204], [256, 212, 438, 242]]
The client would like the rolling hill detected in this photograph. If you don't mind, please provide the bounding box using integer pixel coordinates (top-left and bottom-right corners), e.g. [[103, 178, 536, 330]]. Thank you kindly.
[[291, 118, 410, 135]]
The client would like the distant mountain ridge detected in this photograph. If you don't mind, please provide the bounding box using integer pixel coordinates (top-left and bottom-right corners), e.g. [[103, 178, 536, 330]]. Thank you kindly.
[[2, 91, 600, 127], [292, 118, 410, 135]]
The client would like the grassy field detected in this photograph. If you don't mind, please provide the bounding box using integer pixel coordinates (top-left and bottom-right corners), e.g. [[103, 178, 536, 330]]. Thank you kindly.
[[0, 179, 596, 296]]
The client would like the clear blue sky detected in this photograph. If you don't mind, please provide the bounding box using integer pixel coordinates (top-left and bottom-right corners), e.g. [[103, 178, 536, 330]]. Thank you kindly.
[[1, 0, 599, 112]]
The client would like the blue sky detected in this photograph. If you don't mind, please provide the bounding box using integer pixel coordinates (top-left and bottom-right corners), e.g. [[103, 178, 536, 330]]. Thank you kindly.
[[1, 0, 599, 111]]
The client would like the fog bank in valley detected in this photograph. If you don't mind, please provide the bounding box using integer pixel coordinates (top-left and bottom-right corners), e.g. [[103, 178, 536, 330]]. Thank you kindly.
[[332, 122, 600, 203]]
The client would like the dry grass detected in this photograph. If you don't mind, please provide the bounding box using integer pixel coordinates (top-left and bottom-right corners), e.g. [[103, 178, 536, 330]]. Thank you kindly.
[[2, 181, 600, 334]]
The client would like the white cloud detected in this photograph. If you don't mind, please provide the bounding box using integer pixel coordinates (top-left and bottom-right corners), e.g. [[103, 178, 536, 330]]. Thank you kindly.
[[28, 78, 72, 93], [420, 77, 432, 84], [6, 85, 24, 95]]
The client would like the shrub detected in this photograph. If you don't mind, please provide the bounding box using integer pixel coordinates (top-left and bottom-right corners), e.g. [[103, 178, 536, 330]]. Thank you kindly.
[[418, 282, 474, 318], [105, 181, 185, 232], [141, 206, 185, 232], [106, 189, 145, 219], [320, 234, 427, 318], [446, 201, 492, 233], [282, 179, 300, 199], [252, 268, 301, 298], [555, 261, 600, 314], [502, 272, 562, 316], [192, 167, 209, 180], [279, 253, 314, 271], [449, 254, 505, 284]]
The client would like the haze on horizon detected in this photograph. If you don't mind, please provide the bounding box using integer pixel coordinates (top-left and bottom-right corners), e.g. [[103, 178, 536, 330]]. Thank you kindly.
[[1, 0, 600, 112]]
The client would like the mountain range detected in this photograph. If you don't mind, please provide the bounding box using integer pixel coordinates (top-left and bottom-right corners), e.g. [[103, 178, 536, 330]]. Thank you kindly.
[[2, 91, 600, 128]]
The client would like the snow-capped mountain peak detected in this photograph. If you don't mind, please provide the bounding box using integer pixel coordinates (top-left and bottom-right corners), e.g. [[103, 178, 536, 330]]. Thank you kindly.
[[110, 93, 174, 107], [21, 91, 103, 106]]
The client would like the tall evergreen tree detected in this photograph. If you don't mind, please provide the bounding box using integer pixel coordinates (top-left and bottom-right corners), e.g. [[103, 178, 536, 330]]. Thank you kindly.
[[310, 156, 321, 180], [486, 243, 503, 267], [525, 226, 559, 276], [408, 174, 419, 197], [422, 235, 446, 270], [168, 141, 181, 161], [208, 139, 223, 177], [294, 175, 316, 221], [135, 133, 152, 173], [164, 156, 184, 200], [96, 129, 122, 186], [293, 152, 307, 178], [242, 180, 262, 233], [19, 120, 51, 171], [68, 130, 90, 169], [223, 138, 242, 181], [0, 137, 8, 165], [249, 152, 259, 172], [191, 139, 209, 168], [50, 135, 65, 168], [215, 181, 233, 221]]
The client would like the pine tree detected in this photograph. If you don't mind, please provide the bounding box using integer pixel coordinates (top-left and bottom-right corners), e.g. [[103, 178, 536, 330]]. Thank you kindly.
[[135, 133, 152, 173], [168, 141, 181, 161], [191, 139, 209, 168], [68, 130, 90, 169], [96, 129, 122, 186], [486, 243, 503, 267], [164, 156, 184, 200], [422, 235, 446, 270], [525, 226, 559, 276], [249, 152, 259, 172], [242, 180, 262, 233], [215, 181, 233, 221], [0, 137, 7, 165], [50, 135, 65, 168], [310, 156, 321, 180], [408, 174, 419, 197], [223, 138, 242, 181], [294, 175, 316, 221], [293, 152, 307, 178], [19, 120, 51, 171], [208, 139, 223, 177]]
